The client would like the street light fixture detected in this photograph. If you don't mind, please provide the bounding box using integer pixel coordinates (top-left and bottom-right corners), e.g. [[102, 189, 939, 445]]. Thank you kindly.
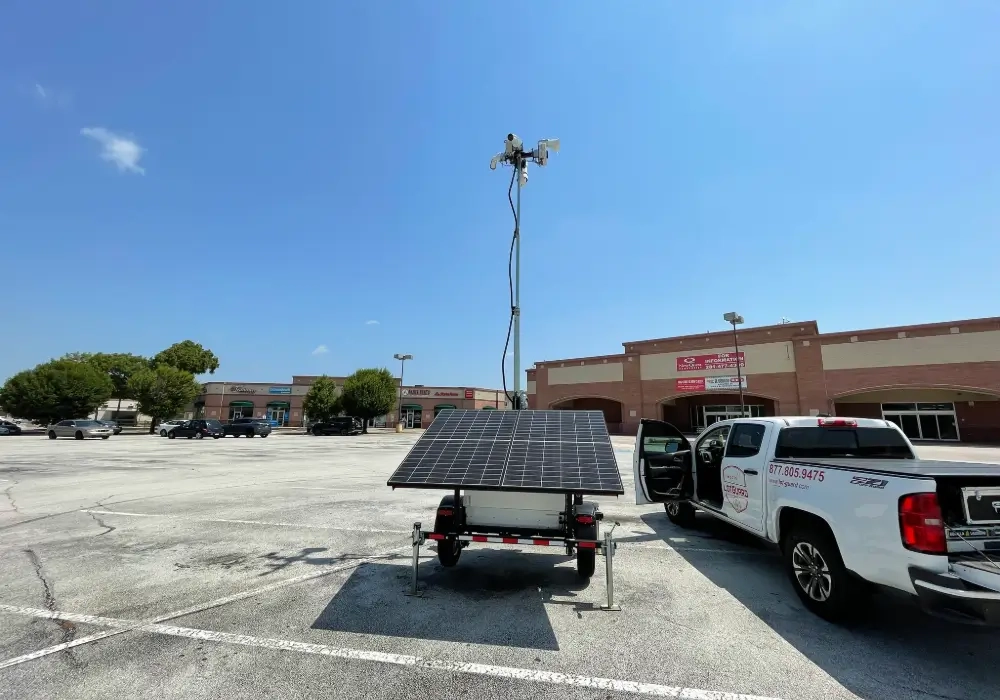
[[393, 354, 412, 429], [723, 312, 746, 417]]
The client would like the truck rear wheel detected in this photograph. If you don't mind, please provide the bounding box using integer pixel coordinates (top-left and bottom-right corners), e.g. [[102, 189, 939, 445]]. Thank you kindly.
[[575, 522, 597, 579], [434, 495, 462, 568], [664, 501, 696, 527], [784, 524, 867, 623]]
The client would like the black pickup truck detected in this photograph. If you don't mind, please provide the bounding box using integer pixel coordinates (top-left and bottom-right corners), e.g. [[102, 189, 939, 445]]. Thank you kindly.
[[223, 417, 273, 438]]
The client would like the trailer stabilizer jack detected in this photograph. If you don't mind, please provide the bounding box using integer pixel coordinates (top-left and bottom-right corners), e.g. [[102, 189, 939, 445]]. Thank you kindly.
[[404, 522, 621, 610]]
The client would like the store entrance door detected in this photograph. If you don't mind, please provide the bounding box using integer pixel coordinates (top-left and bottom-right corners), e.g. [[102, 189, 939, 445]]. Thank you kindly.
[[267, 406, 287, 426], [401, 407, 422, 429]]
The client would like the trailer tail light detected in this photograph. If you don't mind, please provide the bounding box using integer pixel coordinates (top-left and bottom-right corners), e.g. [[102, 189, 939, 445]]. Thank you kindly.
[[437, 508, 454, 517], [899, 493, 947, 554], [817, 418, 857, 427], [575, 514, 594, 525]]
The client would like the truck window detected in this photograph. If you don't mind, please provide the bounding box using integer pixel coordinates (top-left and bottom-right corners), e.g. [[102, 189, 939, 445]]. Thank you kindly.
[[725, 424, 766, 458], [774, 427, 914, 459]]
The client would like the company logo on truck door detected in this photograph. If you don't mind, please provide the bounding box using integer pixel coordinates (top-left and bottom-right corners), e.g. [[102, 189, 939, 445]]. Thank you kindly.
[[722, 466, 749, 512]]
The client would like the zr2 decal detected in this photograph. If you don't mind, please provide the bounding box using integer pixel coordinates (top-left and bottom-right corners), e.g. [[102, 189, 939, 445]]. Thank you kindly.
[[850, 476, 888, 490]]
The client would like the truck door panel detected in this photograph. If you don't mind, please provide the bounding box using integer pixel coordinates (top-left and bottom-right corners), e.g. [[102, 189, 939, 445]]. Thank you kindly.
[[721, 422, 769, 535], [633, 419, 693, 505]]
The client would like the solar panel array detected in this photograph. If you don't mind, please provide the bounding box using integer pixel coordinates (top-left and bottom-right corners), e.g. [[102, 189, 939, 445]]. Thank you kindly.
[[387, 409, 623, 495]]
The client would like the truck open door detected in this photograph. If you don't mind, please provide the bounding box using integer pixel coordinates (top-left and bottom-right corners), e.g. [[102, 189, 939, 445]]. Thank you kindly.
[[633, 419, 694, 505]]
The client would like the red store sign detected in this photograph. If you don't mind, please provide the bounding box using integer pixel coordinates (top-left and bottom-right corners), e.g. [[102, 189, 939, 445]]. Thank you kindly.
[[464, 390, 474, 399], [676, 352, 745, 372]]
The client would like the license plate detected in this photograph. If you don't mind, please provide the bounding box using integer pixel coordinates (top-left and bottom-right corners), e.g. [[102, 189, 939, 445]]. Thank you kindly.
[[962, 488, 1000, 524]]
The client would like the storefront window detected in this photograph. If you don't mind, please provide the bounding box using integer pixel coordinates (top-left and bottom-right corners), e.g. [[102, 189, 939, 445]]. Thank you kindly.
[[228, 401, 255, 421], [266, 402, 290, 426]]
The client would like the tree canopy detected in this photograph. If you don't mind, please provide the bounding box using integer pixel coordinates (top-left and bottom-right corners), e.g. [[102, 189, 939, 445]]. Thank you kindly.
[[0, 359, 114, 425], [339, 368, 397, 433], [127, 365, 203, 433], [153, 340, 220, 376], [87, 353, 150, 401], [302, 375, 342, 423]]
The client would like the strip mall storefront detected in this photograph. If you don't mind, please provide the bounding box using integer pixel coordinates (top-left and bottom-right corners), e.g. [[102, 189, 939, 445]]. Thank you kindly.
[[526, 316, 1000, 443], [196, 377, 509, 428]]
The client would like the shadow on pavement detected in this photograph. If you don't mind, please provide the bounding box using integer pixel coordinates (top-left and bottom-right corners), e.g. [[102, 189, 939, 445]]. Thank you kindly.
[[311, 548, 595, 650], [639, 511, 999, 700]]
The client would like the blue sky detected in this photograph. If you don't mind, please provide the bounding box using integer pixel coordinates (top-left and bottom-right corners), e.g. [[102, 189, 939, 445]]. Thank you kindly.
[[2, 1, 998, 389]]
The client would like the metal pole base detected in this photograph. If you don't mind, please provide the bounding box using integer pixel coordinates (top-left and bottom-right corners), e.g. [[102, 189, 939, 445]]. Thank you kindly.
[[600, 531, 621, 611], [404, 521, 424, 597]]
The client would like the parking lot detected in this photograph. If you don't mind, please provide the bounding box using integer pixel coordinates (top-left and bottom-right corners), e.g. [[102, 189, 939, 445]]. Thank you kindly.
[[1, 433, 998, 700]]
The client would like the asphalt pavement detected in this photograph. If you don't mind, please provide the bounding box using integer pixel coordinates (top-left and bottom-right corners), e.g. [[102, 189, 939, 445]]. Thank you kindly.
[[1, 432, 998, 700]]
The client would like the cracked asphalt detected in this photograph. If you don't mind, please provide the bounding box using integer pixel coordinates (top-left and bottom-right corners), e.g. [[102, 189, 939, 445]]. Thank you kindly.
[[0, 432, 997, 700]]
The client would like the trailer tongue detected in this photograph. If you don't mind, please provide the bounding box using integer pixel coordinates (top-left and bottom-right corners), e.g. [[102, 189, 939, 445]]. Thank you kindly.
[[387, 409, 625, 609]]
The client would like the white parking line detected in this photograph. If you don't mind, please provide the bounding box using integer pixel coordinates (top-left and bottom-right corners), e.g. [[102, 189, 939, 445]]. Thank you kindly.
[[0, 604, 784, 699], [0, 547, 409, 669], [80, 510, 410, 535]]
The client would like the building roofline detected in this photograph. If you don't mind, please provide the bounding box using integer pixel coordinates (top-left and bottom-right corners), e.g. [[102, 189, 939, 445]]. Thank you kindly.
[[622, 320, 820, 347], [819, 316, 1000, 340], [533, 352, 628, 367]]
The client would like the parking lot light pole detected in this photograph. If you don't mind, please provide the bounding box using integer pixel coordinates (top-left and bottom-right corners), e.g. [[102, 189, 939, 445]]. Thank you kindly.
[[393, 354, 412, 429], [723, 312, 746, 417]]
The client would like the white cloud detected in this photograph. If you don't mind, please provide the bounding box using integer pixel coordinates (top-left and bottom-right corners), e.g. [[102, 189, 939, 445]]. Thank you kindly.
[[311, 345, 329, 355], [35, 83, 47, 99], [80, 127, 146, 174], [33, 82, 71, 109], [365, 320, 379, 325]]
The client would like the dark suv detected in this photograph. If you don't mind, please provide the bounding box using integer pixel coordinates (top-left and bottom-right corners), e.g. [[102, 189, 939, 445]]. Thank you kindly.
[[223, 418, 272, 438], [311, 417, 362, 436], [167, 419, 224, 439]]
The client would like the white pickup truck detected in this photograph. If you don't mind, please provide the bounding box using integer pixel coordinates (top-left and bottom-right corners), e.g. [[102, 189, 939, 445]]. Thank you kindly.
[[633, 415, 1000, 624]]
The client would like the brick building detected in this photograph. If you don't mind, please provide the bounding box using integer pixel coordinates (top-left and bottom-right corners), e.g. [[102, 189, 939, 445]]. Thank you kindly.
[[196, 375, 509, 428], [526, 317, 1000, 443]]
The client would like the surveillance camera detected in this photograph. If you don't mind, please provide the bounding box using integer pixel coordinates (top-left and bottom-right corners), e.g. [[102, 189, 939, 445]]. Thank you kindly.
[[535, 138, 560, 166], [519, 161, 528, 187], [490, 152, 505, 170], [505, 133, 523, 156]]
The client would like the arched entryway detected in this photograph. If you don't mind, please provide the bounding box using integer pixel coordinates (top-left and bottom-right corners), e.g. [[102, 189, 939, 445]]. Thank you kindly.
[[833, 386, 1000, 442], [659, 393, 778, 433], [550, 397, 624, 433]]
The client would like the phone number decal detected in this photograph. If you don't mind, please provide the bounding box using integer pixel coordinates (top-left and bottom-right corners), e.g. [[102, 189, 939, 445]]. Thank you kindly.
[[768, 463, 825, 482]]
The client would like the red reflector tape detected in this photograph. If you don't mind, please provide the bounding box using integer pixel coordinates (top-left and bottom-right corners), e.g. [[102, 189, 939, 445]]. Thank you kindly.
[[472, 535, 488, 543], [427, 533, 444, 540], [578, 541, 597, 549], [532, 539, 549, 546], [502, 537, 519, 544]]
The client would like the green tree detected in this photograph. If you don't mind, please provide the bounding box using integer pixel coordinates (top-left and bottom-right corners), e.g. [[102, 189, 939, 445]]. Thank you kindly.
[[0, 359, 114, 425], [127, 365, 202, 434], [339, 368, 396, 434], [302, 375, 342, 424], [153, 340, 220, 375], [87, 353, 150, 419]]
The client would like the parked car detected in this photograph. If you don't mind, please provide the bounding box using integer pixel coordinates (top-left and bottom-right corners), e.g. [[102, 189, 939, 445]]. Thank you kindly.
[[311, 417, 362, 436], [223, 417, 272, 438], [0, 419, 22, 435], [0, 426, 9, 436], [96, 420, 123, 435], [47, 419, 113, 440], [157, 419, 187, 437], [167, 419, 224, 439]]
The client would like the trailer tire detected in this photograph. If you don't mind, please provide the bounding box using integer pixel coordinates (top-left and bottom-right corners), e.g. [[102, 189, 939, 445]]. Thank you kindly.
[[434, 495, 462, 568], [784, 523, 867, 623], [664, 501, 696, 527], [575, 522, 597, 579]]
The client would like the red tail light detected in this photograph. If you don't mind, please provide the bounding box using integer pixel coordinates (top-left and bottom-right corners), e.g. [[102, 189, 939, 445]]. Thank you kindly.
[[437, 508, 454, 517], [575, 514, 594, 525], [818, 418, 857, 427], [899, 493, 947, 554]]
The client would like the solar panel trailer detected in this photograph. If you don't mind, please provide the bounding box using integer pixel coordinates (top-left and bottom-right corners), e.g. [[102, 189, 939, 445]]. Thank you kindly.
[[387, 409, 625, 609]]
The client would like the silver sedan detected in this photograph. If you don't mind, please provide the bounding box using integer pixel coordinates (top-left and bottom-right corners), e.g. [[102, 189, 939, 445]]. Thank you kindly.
[[47, 419, 113, 440]]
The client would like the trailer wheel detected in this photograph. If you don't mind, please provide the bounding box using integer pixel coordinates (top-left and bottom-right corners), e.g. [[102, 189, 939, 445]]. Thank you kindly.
[[575, 521, 597, 579], [434, 495, 462, 568], [665, 501, 696, 527]]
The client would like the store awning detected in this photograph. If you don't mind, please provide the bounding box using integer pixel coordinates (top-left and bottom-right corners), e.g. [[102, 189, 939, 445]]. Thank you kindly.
[[434, 404, 457, 410], [401, 404, 423, 410], [266, 401, 290, 407], [228, 401, 254, 407]]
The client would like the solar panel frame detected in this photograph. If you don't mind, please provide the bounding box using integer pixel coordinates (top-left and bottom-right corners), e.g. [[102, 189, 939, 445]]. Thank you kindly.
[[386, 409, 624, 495]]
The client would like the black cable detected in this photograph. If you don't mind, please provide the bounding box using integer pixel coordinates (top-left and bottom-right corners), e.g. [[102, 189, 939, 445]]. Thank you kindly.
[[501, 163, 518, 409]]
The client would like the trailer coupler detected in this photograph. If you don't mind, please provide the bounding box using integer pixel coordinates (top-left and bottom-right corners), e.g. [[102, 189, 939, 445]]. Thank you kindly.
[[404, 521, 621, 610]]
